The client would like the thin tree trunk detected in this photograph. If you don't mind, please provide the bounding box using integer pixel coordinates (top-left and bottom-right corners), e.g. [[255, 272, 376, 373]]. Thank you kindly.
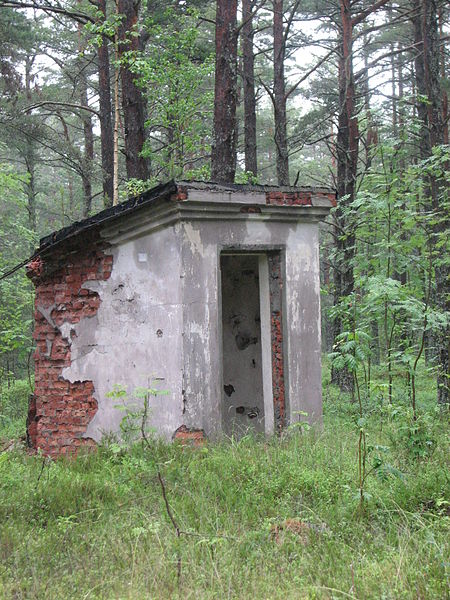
[[113, 21, 120, 207], [242, 0, 257, 178], [118, 0, 149, 182], [388, 5, 398, 135], [24, 56, 37, 248], [211, 0, 238, 184], [57, 114, 75, 220], [77, 15, 94, 217], [79, 70, 94, 217], [97, 0, 114, 207], [24, 149, 36, 236], [273, 0, 289, 185], [362, 34, 377, 171], [332, 0, 358, 391]]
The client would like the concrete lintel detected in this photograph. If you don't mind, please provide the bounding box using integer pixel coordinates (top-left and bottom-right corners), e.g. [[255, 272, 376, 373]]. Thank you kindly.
[[187, 189, 267, 205], [311, 194, 335, 208]]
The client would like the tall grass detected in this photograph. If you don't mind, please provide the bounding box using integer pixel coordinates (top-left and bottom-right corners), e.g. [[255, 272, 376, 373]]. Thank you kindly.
[[0, 367, 448, 599]]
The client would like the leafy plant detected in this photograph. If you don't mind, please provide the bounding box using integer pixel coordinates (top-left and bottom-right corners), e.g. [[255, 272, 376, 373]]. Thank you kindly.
[[106, 380, 168, 447]]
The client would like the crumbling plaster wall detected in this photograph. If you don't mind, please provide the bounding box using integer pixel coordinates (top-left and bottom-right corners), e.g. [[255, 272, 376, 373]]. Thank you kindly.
[[62, 224, 186, 442], [31, 199, 324, 452]]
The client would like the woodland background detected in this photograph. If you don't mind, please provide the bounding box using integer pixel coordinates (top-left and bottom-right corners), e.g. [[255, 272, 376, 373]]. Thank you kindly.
[[0, 0, 448, 408], [0, 2, 449, 598]]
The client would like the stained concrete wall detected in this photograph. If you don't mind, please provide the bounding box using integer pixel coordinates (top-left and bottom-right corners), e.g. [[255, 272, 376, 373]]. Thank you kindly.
[[180, 217, 323, 437], [57, 201, 323, 442]]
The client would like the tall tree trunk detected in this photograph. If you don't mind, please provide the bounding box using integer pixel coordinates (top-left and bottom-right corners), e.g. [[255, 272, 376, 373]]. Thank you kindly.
[[97, 0, 114, 207], [388, 5, 398, 135], [77, 23, 94, 217], [211, 0, 238, 184], [242, 0, 257, 178], [413, 0, 431, 162], [24, 148, 36, 237], [273, 0, 289, 185], [421, 0, 448, 404], [24, 56, 37, 249], [79, 71, 94, 217], [118, 0, 149, 182], [332, 0, 358, 391], [412, 0, 435, 364], [113, 21, 120, 207], [362, 34, 377, 172]]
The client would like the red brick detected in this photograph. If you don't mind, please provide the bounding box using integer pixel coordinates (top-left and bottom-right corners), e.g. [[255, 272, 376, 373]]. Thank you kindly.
[[26, 230, 112, 457]]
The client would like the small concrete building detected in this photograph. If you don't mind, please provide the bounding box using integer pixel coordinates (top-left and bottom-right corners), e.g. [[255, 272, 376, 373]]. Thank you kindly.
[[26, 180, 335, 455]]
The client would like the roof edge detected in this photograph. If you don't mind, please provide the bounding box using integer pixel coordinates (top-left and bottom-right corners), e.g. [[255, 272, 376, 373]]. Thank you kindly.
[[38, 180, 177, 251], [37, 179, 336, 254]]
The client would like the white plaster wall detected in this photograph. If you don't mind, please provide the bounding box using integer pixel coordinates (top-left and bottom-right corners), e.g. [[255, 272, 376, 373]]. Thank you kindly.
[[61, 225, 185, 442], [180, 218, 323, 436], [285, 224, 323, 423], [60, 211, 322, 443]]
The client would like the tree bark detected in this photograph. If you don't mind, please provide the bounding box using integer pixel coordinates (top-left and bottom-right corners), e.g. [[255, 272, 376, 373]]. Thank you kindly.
[[24, 56, 37, 248], [332, 0, 357, 391], [79, 69, 94, 217], [118, 0, 149, 182], [362, 34, 377, 172], [438, 5, 448, 145], [420, 0, 448, 404], [211, 0, 238, 184], [97, 0, 114, 207], [242, 0, 257, 178], [77, 19, 94, 217], [273, 0, 289, 185]]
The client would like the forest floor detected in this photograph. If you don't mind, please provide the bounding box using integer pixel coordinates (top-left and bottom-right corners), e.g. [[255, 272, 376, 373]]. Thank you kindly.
[[0, 364, 448, 599]]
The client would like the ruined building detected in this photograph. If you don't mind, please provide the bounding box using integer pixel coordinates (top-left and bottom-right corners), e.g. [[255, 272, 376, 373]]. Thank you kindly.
[[26, 181, 335, 455]]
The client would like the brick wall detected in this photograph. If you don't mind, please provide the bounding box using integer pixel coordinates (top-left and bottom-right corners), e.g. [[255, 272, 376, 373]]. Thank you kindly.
[[172, 425, 206, 446], [268, 253, 285, 432], [26, 231, 113, 457], [266, 190, 336, 206]]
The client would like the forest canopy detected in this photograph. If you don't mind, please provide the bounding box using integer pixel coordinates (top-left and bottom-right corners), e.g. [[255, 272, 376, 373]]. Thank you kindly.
[[0, 0, 448, 409]]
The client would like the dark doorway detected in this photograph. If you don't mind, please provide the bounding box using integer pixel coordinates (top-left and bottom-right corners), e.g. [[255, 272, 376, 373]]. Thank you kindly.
[[220, 254, 269, 436]]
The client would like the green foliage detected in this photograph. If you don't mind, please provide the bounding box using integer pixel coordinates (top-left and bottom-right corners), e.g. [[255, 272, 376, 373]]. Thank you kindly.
[[0, 158, 35, 380], [234, 171, 260, 185], [106, 380, 169, 445], [120, 177, 158, 199], [124, 9, 214, 179]]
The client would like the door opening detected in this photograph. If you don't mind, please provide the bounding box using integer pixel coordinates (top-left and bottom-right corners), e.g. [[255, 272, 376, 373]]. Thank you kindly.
[[220, 253, 274, 436]]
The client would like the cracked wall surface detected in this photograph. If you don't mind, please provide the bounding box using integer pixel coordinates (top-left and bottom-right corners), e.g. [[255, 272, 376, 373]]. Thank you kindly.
[[180, 217, 323, 436], [27, 184, 328, 455]]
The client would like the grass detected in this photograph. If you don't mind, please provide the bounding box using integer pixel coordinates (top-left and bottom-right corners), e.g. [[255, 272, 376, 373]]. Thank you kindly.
[[0, 366, 448, 599]]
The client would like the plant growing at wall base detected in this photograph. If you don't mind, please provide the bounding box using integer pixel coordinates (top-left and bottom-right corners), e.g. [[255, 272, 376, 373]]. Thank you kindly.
[[107, 380, 168, 447]]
